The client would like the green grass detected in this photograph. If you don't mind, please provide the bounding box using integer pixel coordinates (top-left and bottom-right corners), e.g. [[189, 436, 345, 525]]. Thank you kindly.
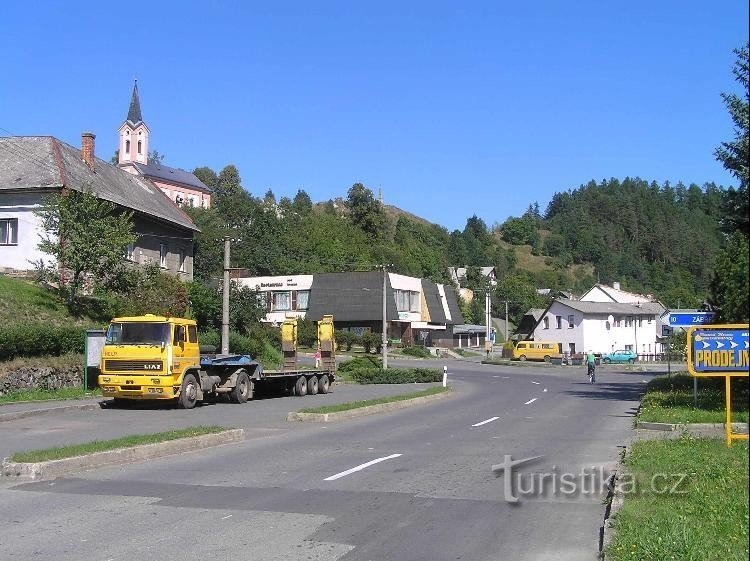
[[9, 425, 228, 463], [0, 276, 93, 326], [638, 374, 749, 424], [300, 385, 448, 414], [0, 386, 100, 404], [607, 436, 749, 561]]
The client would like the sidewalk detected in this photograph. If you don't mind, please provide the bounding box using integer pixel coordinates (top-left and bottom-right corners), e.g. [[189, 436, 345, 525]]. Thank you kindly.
[[0, 396, 102, 421]]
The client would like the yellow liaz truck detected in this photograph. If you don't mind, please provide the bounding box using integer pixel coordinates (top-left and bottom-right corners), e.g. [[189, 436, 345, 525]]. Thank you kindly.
[[99, 314, 336, 409]]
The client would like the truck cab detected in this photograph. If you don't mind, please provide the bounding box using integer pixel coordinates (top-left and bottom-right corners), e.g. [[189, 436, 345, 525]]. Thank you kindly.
[[99, 314, 200, 403]]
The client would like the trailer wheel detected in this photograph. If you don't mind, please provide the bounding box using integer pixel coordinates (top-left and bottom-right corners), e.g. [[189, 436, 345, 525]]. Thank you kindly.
[[231, 371, 252, 404], [318, 374, 330, 394], [295, 375, 308, 396], [178, 373, 199, 409], [307, 375, 319, 395]]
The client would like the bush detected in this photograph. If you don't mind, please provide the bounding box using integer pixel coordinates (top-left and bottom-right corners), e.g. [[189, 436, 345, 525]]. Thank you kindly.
[[296, 318, 317, 348], [401, 346, 432, 358], [335, 329, 359, 351], [338, 356, 382, 372], [360, 331, 381, 353], [346, 367, 442, 384], [0, 323, 86, 360]]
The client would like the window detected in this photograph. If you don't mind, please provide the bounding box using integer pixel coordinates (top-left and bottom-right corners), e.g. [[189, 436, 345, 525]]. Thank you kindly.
[[126, 242, 134, 261], [175, 194, 184, 205], [188, 325, 197, 343], [615, 317, 621, 327], [568, 343, 576, 354], [543, 317, 549, 329], [297, 290, 310, 310], [625, 316, 633, 327], [568, 315, 574, 328], [173, 325, 187, 345], [394, 290, 419, 313], [159, 243, 167, 268], [178, 249, 186, 273], [638, 317, 642, 327], [647, 315, 652, 324], [0, 218, 18, 245], [273, 291, 291, 311], [137, 140, 142, 154], [125, 139, 130, 154], [625, 344, 633, 351], [556, 316, 562, 329]]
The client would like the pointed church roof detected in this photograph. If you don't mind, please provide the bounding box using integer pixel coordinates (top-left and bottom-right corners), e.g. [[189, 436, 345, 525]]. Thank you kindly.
[[126, 81, 143, 125]]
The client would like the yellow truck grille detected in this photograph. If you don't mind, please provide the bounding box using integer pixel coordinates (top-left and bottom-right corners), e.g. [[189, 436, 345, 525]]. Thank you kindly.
[[104, 360, 164, 372]]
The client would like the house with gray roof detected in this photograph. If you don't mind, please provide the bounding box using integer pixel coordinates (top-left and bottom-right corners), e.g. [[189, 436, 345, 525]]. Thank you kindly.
[[0, 133, 198, 279], [116, 82, 212, 208], [529, 297, 667, 357]]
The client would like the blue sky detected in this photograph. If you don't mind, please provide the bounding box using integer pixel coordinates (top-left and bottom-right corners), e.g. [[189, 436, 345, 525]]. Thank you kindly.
[[1, 1, 747, 231]]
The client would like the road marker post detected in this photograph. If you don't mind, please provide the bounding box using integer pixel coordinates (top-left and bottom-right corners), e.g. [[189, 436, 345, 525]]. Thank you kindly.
[[443, 365, 448, 387]]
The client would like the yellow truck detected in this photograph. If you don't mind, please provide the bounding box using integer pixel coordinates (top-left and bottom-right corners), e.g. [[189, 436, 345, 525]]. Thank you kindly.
[[99, 314, 336, 409]]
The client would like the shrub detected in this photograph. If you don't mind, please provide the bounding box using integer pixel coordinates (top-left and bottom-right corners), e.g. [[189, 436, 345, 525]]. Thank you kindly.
[[0, 323, 86, 360], [296, 318, 317, 348], [338, 356, 382, 372], [360, 331, 381, 353], [335, 329, 359, 351], [401, 346, 432, 358], [346, 367, 442, 384]]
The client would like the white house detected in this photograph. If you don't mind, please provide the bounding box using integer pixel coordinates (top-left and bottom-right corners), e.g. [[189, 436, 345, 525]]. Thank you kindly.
[[531, 298, 666, 356], [580, 282, 653, 304]]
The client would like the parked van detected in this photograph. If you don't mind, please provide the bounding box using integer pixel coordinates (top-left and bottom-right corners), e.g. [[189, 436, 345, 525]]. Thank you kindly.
[[512, 341, 561, 362]]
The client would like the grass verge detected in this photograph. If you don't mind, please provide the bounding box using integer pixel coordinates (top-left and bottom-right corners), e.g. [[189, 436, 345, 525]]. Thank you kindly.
[[0, 386, 100, 405], [300, 386, 448, 414], [638, 374, 749, 424], [607, 436, 749, 561], [9, 425, 227, 463]]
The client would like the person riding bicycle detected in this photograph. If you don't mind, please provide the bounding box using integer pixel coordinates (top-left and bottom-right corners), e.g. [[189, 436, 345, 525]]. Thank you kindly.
[[586, 350, 596, 382]]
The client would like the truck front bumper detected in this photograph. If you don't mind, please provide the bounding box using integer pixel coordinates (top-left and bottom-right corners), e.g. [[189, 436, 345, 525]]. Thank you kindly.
[[98, 375, 179, 400]]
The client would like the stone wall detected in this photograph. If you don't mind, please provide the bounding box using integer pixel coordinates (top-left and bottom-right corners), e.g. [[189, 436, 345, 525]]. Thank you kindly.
[[0, 365, 83, 396]]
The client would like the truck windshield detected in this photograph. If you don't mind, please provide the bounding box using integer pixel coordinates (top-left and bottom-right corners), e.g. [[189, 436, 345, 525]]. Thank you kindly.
[[106, 322, 171, 346]]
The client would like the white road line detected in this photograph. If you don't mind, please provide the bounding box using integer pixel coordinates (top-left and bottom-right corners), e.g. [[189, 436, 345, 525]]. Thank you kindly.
[[543, 388, 548, 392], [531, 381, 540, 385], [324, 454, 402, 481], [524, 398, 538, 405], [472, 416, 500, 427], [221, 514, 233, 520]]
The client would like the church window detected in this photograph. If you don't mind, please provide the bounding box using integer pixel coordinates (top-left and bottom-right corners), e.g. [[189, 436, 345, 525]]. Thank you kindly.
[[137, 141, 142, 154], [125, 140, 130, 154]]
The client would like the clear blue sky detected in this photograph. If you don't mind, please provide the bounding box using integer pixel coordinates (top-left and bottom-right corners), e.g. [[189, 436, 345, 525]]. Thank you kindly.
[[1, 1, 747, 231]]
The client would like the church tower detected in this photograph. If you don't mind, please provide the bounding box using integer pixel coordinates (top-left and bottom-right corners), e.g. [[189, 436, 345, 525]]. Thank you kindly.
[[118, 81, 150, 166]]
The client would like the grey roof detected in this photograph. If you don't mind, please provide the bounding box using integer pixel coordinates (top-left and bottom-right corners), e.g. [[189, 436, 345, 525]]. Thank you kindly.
[[421, 279, 447, 323], [525, 308, 546, 321], [131, 161, 212, 193], [127, 81, 143, 125], [444, 286, 464, 324], [553, 298, 665, 316], [305, 271, 399, 322], [453, 324, 488, 334], [0, 136, 197, 232]]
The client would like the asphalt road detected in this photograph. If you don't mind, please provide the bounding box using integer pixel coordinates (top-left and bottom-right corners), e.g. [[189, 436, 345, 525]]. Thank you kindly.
[[0, 359, 660, 561]]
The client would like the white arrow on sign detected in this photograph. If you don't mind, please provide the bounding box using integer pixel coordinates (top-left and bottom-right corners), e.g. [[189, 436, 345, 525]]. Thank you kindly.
[[716, 341, 725, 349], [730, 341, 738, 349], [702, 341, 710, 349]]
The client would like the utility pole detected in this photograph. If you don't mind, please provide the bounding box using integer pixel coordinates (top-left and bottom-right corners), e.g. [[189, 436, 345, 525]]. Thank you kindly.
[[505, 300, 509, 343], [382, 264, 388, 370], [222, 237, 230, 355]]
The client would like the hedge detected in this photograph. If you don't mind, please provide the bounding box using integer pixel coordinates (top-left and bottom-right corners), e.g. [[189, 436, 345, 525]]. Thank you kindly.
[[0, 323, 86, 360], [338, 356, 382, 372], [401, 346, 432, 358], [346, 367, 442, 384]]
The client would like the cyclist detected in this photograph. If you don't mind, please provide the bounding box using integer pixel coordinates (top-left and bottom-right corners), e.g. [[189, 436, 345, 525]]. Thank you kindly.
[[586, 350, 596, 383]]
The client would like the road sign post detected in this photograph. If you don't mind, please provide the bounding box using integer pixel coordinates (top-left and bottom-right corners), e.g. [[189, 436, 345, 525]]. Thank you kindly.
[[687, 324, 749, 446]]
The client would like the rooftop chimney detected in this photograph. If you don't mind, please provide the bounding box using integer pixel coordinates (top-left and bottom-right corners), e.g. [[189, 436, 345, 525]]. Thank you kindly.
[[81, 132, 96, 168]]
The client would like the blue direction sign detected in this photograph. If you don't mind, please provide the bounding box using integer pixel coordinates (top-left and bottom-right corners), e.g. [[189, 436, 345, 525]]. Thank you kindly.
[[687, 325, 750, 376], [668, 311, 716, 327]]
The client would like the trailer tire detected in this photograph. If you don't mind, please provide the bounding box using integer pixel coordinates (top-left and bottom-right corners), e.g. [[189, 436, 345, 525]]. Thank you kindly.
[[178, 373, 199, 409], [295, 375, 308, 396], [307, 375, 319, 395], [318, 374, 330, 394], [231, 371, 252, 404]]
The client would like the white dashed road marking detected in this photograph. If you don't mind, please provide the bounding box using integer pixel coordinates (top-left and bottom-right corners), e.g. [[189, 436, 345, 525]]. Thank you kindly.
[[472, 416, 500, 427], [531, 381, 540, 385], [524, 398, 538, 405], [324, 454, 403, 481]]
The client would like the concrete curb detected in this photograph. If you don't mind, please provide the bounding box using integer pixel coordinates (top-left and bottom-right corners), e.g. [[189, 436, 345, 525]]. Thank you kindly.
[[1, 428, 245, 480], [0, 402, 101, 423], [287, 388, 453, 422], [635, 421, 749, 433]]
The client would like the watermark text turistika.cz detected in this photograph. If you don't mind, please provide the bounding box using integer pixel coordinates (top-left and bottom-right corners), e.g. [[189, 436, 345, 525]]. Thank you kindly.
[[491, 455, 691, 503]]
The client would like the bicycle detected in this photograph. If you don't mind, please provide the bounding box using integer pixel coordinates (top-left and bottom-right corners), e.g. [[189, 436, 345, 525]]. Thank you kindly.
[[587, 362, 596, 384]]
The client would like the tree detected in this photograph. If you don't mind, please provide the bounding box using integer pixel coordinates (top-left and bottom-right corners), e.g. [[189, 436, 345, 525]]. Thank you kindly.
[[35, 187, 136, 307], [192, 166, 220, 191], [292, 189, 313, 214], [345, 183, 385, 239], [714, 43, 749, 235], [216, 165, 243, 199], [709, 231, 749, 323], [148, 150, 166, 165]]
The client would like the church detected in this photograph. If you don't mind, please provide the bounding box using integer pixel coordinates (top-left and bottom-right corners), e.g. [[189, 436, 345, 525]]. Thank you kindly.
[[117, 82, 212, 209]]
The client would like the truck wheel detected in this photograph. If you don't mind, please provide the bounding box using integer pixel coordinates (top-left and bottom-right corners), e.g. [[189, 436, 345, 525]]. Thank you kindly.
[[604, 358, 611, 364], [628, 358, 635, 364], [231, 371, 252, 404], [307, 375, 319, 395], [178, 373, 199, 409], [318, 374, 330, 394], [519, 355, 526, 361], [544, 355, 551, 363], [295, 375, 308, 396]]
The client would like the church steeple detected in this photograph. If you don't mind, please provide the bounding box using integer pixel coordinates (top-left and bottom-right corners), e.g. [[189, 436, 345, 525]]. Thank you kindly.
[[126, 80, 143, 125], [118, 80, 150, 166]]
